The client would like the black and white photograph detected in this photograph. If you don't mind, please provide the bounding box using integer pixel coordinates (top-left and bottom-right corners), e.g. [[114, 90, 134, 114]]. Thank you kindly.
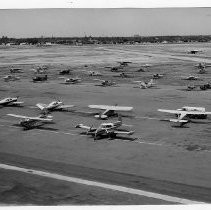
[[0, 0, 210, 206]]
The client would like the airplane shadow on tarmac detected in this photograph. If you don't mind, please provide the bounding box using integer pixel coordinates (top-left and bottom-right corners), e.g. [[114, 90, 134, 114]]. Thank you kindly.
[[13, 124, 59, 131]]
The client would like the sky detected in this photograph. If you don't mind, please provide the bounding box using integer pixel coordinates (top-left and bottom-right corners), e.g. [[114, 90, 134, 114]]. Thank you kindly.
[[0, 8, 211, 38]]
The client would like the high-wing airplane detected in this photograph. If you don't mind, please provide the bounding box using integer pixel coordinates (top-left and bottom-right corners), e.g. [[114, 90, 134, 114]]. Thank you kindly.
[[88, 104, 133, 119], [88, 71, 102, 76], [10, 68, 23, 73], [117, 61, 132, 67], [158, 106, 211, 127], [3, 75, 20, 82], [36, 100, 74, 112], [59, 69, 72, 75], [94, 79, 116, 87], [75, 115, 134, 140], [7, 113, 53, 130], [133, 79, 155, 89], [153, 74, 164, 79], [0, 97, 24, 106], [59, 77, 81, 84], [32, 75, 48, 82], [113, 73, 133, 78]]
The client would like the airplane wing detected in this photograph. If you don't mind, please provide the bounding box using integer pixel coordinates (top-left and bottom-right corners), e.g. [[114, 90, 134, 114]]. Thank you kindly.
[[36, 103, 48, 110], [158, 109, 183, 114], [12, 102, 24, 105], [113, 130, 134, 135], [88, 105, 133, 111], [7, 114, 52, 121], [59, 105, 75, 109], [75, 124, 94, 130]]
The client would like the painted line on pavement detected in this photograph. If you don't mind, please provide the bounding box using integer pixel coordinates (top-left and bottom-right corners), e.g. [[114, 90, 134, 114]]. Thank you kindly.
[[0, 163, 205, 204]]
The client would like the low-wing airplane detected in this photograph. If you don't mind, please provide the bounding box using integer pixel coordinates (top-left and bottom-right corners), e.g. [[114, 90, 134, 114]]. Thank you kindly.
[[88, 104, 133, 119], [7, 113, 53, 130], [75, 115, 134, 140], [188, 50, 201, 54], [158, 106, 211, 127], [10, 68, 23, 73], [3, 75, 20, 82], [59, 77, 81, 84], [0, 97, 24, 106], [94, 79, 116, 87], [36, 100, 74, 112], [133, 79, 155, 89], [182, 75, 200, 80]]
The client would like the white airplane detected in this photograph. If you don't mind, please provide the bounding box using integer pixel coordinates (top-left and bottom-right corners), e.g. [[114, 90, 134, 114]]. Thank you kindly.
[[88, 71, 102, 76], [88, 105, 133, 119], [59, 76, 81, 84], [7, 113, 53, 130], [76, 116, 134, 140], [0, 97, 24, 106], [36, 100, 74, 112], [182, 75, 200, 80], [3, 75, 20, 82], [158, 106, 211, 127], [133, 79, 155, 89]]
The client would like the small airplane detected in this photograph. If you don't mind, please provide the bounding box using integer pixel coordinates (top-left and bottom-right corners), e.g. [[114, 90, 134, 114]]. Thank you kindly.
[[59, 77, 81, 84], [37, 65, 48, 70], [10, 68, 23, 73], [113, 73, 133, 78], [198, 68, 207, 74], [94, 79, 116, 87], [7, 113, 53, 130], [59, 69, 72, 75], [152, 74, 164, 79], [3, 75, 20, 82], [133, 79, 155, 89], [188, 50, 201, 54], [31, 68, 46, 74], [32, 75, 48, 82], [117, 61, 132, 67], [186, 84, 198, 91], [182, 75, 200, 80], [0, 97, 24, 106], [36, 100, 74, 112], [88, 71, 102, 76], [88, 104, 133, 119], [158, 106, 211, 127], [75, 115, 134, 140]]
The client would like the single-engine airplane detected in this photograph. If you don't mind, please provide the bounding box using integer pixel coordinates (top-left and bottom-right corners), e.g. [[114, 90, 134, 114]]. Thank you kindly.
[[182, 75, 200, 80], [36, 100, 74, 112], [133, 79, 155, 89], [94, 79, 116, 87], [7, 113, 53, 130], [10, 68, 23, 73], [158, 106, 211, 127], [59, 77, 81, 84], [75, 115, 134, 140], [88, 104, 133, 119], [3, 75, 20, 82], [0, 97, 24, 106]]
